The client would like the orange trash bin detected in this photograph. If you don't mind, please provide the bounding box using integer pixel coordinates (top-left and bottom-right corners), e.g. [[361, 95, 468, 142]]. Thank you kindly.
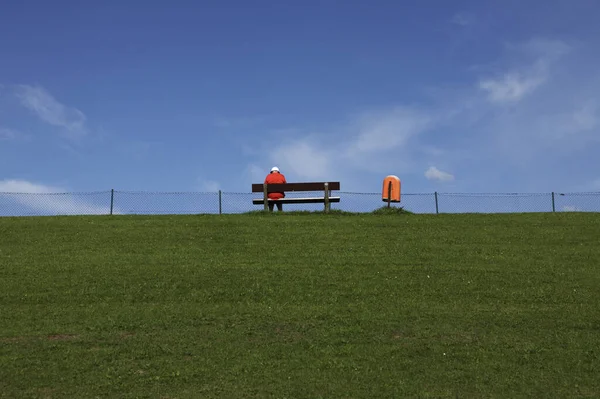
[[382, 175, 401, 205]]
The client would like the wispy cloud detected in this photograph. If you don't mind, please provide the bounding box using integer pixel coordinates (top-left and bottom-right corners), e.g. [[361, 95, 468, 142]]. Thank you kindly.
[[271, 140, 334, 180], [479, 65, 599, 161], [571, 102, 599, 132], [520, 38, 571, 61], [198, 179, 221, 192], [425, 166, 455, 182], [536, 100, 600, 141], [479, 73, 545, 104], [0, 127, 21, 141], [582, 178, 600, 191], [14, 85, 87, 138], [244, 37, 598, 193], [249, 38, 555, 190], [478, 39, 570, 104], [0, 179, 117, 215], [450, 12, 474, 27], [247, 105, 437, 188], [349, 107, 432, 154], [0, 179, 64, 194], [243, 164, 268, 184]]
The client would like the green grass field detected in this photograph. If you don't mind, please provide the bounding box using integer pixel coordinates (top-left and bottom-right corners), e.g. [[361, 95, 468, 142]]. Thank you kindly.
[[1, 212, 599, 398]]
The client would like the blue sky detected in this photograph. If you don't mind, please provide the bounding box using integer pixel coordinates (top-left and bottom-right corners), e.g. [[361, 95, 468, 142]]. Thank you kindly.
[[2, 0, 600, 200]]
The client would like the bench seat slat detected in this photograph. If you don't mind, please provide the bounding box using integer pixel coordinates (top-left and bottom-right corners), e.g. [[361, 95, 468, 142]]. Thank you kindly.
[[252, 197, 341, 205]]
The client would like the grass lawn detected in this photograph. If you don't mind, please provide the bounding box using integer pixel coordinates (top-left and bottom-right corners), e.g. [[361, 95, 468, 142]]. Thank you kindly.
[[1, 212, 599, 398]]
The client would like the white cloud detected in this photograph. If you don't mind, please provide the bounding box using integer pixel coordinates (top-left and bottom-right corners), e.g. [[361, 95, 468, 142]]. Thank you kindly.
[[562, 205, 582, 212], [270, 140, 333, 180], [478, 39, 570, 104], [571, 102, 598, 132], [14, 85, 87, 138], [263, 107, 434, 181], [538, 101, 600, 140], [243, 37, 597, 193], [244, 104, 445, 191], [350, 107, 432, 153], [198, 179, 220, 192], [0, 179, 62, 194], [520, 38, 571, 61], [451, 12, 473, 27], [0, 127, 20, 140], [246, 164, 267, 183], [425, 166, 455, 182], [479, 73, 545, 103], [0, 179, 117, 215], [463, 37, 600, 175], [485, 96, 600, 158], [583, 179, 600, 191]]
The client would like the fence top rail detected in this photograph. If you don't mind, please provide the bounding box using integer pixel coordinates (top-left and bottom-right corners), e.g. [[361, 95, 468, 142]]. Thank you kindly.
[[338, 191, 435, 196], [439, 193, 551, 197], [0, 190, 110, 195], [1, 190, 600, 196], [115, 190, 220, 195]]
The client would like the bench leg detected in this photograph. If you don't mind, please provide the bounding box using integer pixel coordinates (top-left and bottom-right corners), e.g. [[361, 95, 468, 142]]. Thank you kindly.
[[263, 184, 269, 211]]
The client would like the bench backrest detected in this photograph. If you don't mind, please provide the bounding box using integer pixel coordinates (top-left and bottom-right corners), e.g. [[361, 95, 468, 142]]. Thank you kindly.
[[252, 182, 340, 193]]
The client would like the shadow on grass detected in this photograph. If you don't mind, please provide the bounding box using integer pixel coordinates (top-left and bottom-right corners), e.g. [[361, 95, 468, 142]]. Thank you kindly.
[[242, 209, 359, 216], [371, 206, 414, 215], [243, 207, 413, 216]]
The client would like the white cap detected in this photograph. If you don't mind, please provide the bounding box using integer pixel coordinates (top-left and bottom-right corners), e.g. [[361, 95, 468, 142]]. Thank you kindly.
[[270, 166, 279, 172]]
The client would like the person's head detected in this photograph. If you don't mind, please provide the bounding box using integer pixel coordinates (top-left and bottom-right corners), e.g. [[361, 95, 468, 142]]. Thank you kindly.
[[270, 166, 280, 174]]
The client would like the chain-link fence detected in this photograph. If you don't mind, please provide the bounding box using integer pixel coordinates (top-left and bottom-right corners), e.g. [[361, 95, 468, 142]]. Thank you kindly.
[[1, 190, 599, 217]]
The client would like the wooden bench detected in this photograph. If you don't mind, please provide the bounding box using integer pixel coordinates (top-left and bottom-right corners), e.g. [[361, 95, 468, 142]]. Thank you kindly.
[[252, 182, 341, 212]]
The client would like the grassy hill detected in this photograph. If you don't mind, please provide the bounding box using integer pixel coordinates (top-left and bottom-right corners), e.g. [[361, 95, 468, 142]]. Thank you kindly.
[[1, 212, 599, 398]]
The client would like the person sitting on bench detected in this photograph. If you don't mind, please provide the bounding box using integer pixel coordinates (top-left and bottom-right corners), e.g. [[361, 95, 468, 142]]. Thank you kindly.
[[264, 166, 287, 211]]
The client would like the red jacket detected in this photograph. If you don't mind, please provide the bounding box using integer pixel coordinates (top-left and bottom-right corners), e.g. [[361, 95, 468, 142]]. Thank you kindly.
[[264, 172, 287, 199]]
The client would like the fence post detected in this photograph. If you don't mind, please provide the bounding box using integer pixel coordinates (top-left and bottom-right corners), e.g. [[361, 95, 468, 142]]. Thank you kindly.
[[434, 191, 439, 214], [110, 189, 114, 215], [551, 192, 555, 212], [324, 182, 330, 213], [218, 190, 222, 215]]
